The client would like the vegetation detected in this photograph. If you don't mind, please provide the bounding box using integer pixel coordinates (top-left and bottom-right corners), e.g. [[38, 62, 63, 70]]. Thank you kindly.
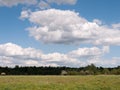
[[0, 64, 120, 90], [0, 64, 120, 75], [0, 75, 120, 90]]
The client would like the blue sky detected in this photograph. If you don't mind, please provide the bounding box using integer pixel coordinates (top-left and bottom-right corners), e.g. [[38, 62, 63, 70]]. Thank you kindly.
[[0, 0, 120, 67]]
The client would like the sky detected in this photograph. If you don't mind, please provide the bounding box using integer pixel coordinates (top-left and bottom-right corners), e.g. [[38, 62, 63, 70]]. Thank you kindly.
[[0, 0, 120, 67]]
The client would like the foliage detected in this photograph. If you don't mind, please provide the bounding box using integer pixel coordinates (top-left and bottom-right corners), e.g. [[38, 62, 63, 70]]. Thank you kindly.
[[0, 64, 120, 75]]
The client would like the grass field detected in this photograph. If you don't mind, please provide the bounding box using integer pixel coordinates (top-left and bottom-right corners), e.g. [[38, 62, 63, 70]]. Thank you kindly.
[[0, 75, 120, 90]]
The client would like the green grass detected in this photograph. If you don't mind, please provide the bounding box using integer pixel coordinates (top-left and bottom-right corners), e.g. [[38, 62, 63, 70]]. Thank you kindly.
[[0, 75, 120, 90]]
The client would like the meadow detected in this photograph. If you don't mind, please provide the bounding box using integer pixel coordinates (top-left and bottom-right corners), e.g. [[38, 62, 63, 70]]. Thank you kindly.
[[0, 75, 120, 90]]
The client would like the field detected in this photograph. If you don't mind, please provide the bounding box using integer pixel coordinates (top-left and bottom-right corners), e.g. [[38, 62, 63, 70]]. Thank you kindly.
[[0, 75, 120, 90]]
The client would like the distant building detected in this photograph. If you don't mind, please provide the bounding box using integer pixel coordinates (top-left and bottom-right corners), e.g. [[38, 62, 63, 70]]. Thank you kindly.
[[61, 70, 67, 75], [1, 72, 6, 76]]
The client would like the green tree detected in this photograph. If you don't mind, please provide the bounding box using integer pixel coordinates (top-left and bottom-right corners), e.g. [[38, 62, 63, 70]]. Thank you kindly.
[[85, 64, 97, 75]]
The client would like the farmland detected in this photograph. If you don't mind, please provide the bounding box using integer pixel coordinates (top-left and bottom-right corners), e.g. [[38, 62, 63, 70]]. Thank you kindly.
[[0, 75, 120, 90]]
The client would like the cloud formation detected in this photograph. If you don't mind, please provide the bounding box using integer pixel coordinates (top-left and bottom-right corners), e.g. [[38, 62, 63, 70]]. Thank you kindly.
[[112, 23, 120, 29], [20, 9, 120, 46], [0, 0, 37, 7], [46, 0, 77, 5], [0, 1, 119, 67], [38, 0, 77, 9], [0, 0, 77, 7], [38, 1, 50, 9], [1, 43, 118, 67]]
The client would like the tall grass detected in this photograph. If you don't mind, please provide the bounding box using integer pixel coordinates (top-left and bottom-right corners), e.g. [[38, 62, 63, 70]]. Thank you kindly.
[[0, 75, 120, 90]]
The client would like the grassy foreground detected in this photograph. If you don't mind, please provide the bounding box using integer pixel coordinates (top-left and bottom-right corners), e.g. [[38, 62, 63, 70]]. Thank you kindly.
[[0, 75, 120, 90]]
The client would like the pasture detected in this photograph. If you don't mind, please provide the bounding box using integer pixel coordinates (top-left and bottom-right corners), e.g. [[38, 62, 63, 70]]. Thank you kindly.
[[0, 75, 120, 90]]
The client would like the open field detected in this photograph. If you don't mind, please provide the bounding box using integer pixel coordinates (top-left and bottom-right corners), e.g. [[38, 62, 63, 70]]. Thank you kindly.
[[0, 75, 120, 90]]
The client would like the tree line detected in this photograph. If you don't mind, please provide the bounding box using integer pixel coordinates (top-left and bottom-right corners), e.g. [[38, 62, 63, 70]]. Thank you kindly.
[[0, 64, 120, 75]]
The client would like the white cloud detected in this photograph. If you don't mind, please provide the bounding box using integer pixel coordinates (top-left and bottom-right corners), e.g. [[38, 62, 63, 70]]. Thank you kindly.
[[68, 46, 109, 58], [20, 9, 120, 46], [93, 19, 102, 25], [0, 43, 42, 59], [38, 0, 77, 9], [102, 46, 109, 53], [38, 1, 50, 9], [46, 0, 77, 5], [0, 0, 37, 7], [0, 43, 80, 67], [0, 43, 116, 67], [0, 0, 77, 7], [20, 10, 31, 20], [112, 23, 120, 29], [25, 60, 38, 65], [88, 58, 120, 67]]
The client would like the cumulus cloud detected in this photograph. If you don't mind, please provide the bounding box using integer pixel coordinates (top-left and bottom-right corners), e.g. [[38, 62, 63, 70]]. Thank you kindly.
[[112, 23, 120, 29], [93, 19, 102, 25], [0, 0, 77, 7], [46, 0, 77, 5], [20, 9, 120, 46], [87, 57, 120, 67], [38, 0, 77, 9], [20, 10, 31, 20], [68, 46, 109, 58], [0, 0, 37, 7], [0, 43, 115, 67], [38, 1, 50, 9]]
